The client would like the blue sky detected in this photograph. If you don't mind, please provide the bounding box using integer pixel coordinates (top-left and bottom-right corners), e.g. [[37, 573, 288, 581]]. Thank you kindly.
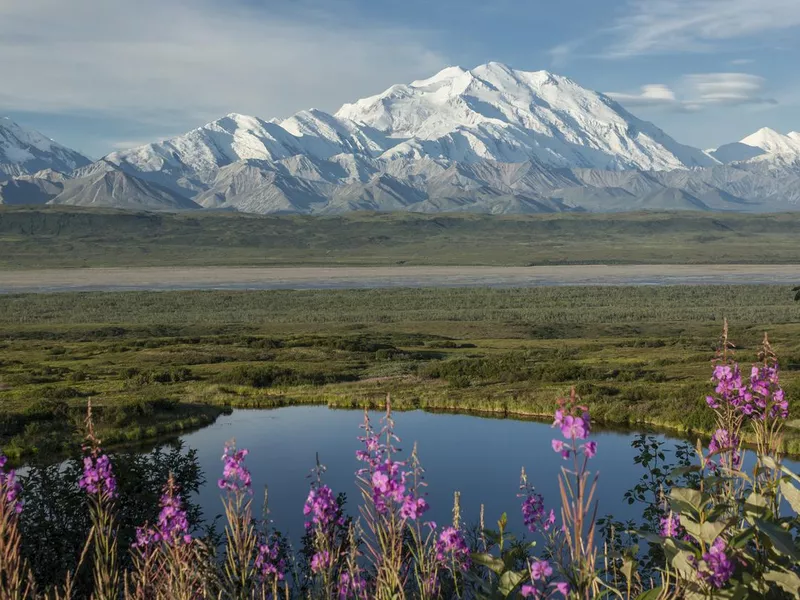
[[1, 0, 798, 158]]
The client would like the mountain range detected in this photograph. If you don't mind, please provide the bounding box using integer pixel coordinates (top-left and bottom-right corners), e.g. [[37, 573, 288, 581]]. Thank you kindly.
[[2, 62, 800, 214]]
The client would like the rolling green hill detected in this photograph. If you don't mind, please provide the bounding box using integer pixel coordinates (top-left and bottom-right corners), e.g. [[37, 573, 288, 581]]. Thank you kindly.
[[2, 206, 800, 269]]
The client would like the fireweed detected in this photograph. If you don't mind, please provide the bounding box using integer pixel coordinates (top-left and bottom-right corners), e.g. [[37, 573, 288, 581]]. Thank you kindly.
[[80, 402, 120, 600], [0, 451, 33, 599], [304, 457, 347, 598], [219, 439, 260, 598], [551, 388, 601, 598], [2, 326, 800, 599]]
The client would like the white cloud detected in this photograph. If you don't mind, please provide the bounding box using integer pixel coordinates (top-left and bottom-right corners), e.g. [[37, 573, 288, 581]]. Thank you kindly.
[[0, 0, 448, 139], [607, 72, 775, 111], [605, 0, 800, 57], [606, 84, 678, 107], [685, 73, 776, 106]]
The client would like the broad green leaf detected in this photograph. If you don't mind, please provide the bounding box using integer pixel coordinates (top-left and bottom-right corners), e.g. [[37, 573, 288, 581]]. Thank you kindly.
[[634, 530, 665, 545], [727, 527, 756, 549], [634, 588, 664, 600], [497, 570, 526, 597], [470, 552, 505, 575], [759, 455, 780, 471], [698, 519, 730, 545], [779, 480, 800, 513], [780, 463, 800, 484], [754, 519, 800, 559], [670, 487, 703, 510], [743, 492, 770, 524], [668, 499, 698, 518], [763, 569, 800, 594], [668, 546, 697, 578]]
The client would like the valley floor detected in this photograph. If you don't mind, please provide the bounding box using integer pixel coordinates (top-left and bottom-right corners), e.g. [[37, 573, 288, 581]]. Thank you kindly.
[[3, 264, 800, 293]]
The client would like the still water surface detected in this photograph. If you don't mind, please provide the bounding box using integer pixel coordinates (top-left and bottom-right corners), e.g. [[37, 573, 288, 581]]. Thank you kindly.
[[178, 407, 697, 541]]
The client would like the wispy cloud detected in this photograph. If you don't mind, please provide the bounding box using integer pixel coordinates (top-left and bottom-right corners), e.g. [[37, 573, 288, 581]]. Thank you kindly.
[[607, 72, 776, 111], [685, 73, 776, 106], [604, 0, 800, 57], [0, 0, 448, 148], [605, 84, 677, 107]]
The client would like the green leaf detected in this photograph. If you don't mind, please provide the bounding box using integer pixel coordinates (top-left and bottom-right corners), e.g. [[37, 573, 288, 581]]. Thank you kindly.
[[634, 588, 663, 600], [697, 519, 730, 545], [667, 544, 697, 579], [763, 569, 800, 594], [754, 519, 800, 559], [670, 487, 703, 511], [497, 570, 526, 597], [780, 463, 800, 484], [727, 527, 756, 549], [668, 499, 698, 518], [470, 552, 505, 575], [780, 480, 800, 513]]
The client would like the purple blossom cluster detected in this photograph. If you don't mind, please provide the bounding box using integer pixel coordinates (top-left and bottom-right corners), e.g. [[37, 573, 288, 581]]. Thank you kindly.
[[157, 490, 191, 545], [520, 559, 569, 598], [749, 364, 788, 420], [519, 484, 555, 534], [255, 539, 285, 582], [310, 550, 332, 573], [691, 538, 734, 589], [706, 362, 788, 421], [551, 402, 596, 460], [399, 494, 429, 521], [303, 484, 344, 530], [435, 526, 471, 572], [218, 443, 252, 494], [79, 453, 117, 498], [0, 453, 23, 514], [659, 512, 693, 542], [337, 571, 368, 599], [370, 459, 406, 514], [706, 428, 741, 472], [356, 412, 429, 521], [132, 484, 192, 549]]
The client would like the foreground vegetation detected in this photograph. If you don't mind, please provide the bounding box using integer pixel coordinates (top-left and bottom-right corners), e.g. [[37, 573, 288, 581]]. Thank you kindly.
[[5, 207, 800, 268], [1, 330, 799, 599], [1, 286, 800, 459]]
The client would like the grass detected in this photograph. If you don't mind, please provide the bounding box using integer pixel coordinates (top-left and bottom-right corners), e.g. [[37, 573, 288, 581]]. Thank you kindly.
[[2, 285, 800, 459], [4, 207, 800, 268]]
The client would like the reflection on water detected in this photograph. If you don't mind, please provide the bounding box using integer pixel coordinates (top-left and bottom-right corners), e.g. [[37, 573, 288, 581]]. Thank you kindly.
[[175, 407, 698, 542]]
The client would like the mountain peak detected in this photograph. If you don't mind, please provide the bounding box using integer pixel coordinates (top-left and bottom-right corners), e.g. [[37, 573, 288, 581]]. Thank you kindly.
[[1, 117, 91, 178], [336, 63, 715, 170], [740, 127, 800, 156]]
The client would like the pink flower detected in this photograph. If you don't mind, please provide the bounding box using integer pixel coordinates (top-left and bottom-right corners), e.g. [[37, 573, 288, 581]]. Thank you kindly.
[[553, 581, 570, 595], [530, 560, 553, 581], [582, 441, 597, 458]]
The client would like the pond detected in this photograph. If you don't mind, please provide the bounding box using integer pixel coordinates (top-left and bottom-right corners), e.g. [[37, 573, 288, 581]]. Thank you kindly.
[[178, 406, 700, 542]]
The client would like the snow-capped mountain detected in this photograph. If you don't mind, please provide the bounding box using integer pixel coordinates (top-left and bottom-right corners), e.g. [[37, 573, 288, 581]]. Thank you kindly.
[[335, 62, 716, 170], [107, 63, 715, 193], [741, 128, 800, 156], [0, 117, 91, 179], [5, 62, 800, 215], [709, 128, 800, 164]]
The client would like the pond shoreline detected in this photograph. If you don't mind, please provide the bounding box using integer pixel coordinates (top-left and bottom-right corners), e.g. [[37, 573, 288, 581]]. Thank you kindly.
[[16, 399, 794, 465]]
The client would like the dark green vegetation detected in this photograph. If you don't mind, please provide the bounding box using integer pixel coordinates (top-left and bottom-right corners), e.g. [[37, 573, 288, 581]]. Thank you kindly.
[[2, 285, 800, 458], [20, 444, 203, 592], [4, 206, 800, 268]]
